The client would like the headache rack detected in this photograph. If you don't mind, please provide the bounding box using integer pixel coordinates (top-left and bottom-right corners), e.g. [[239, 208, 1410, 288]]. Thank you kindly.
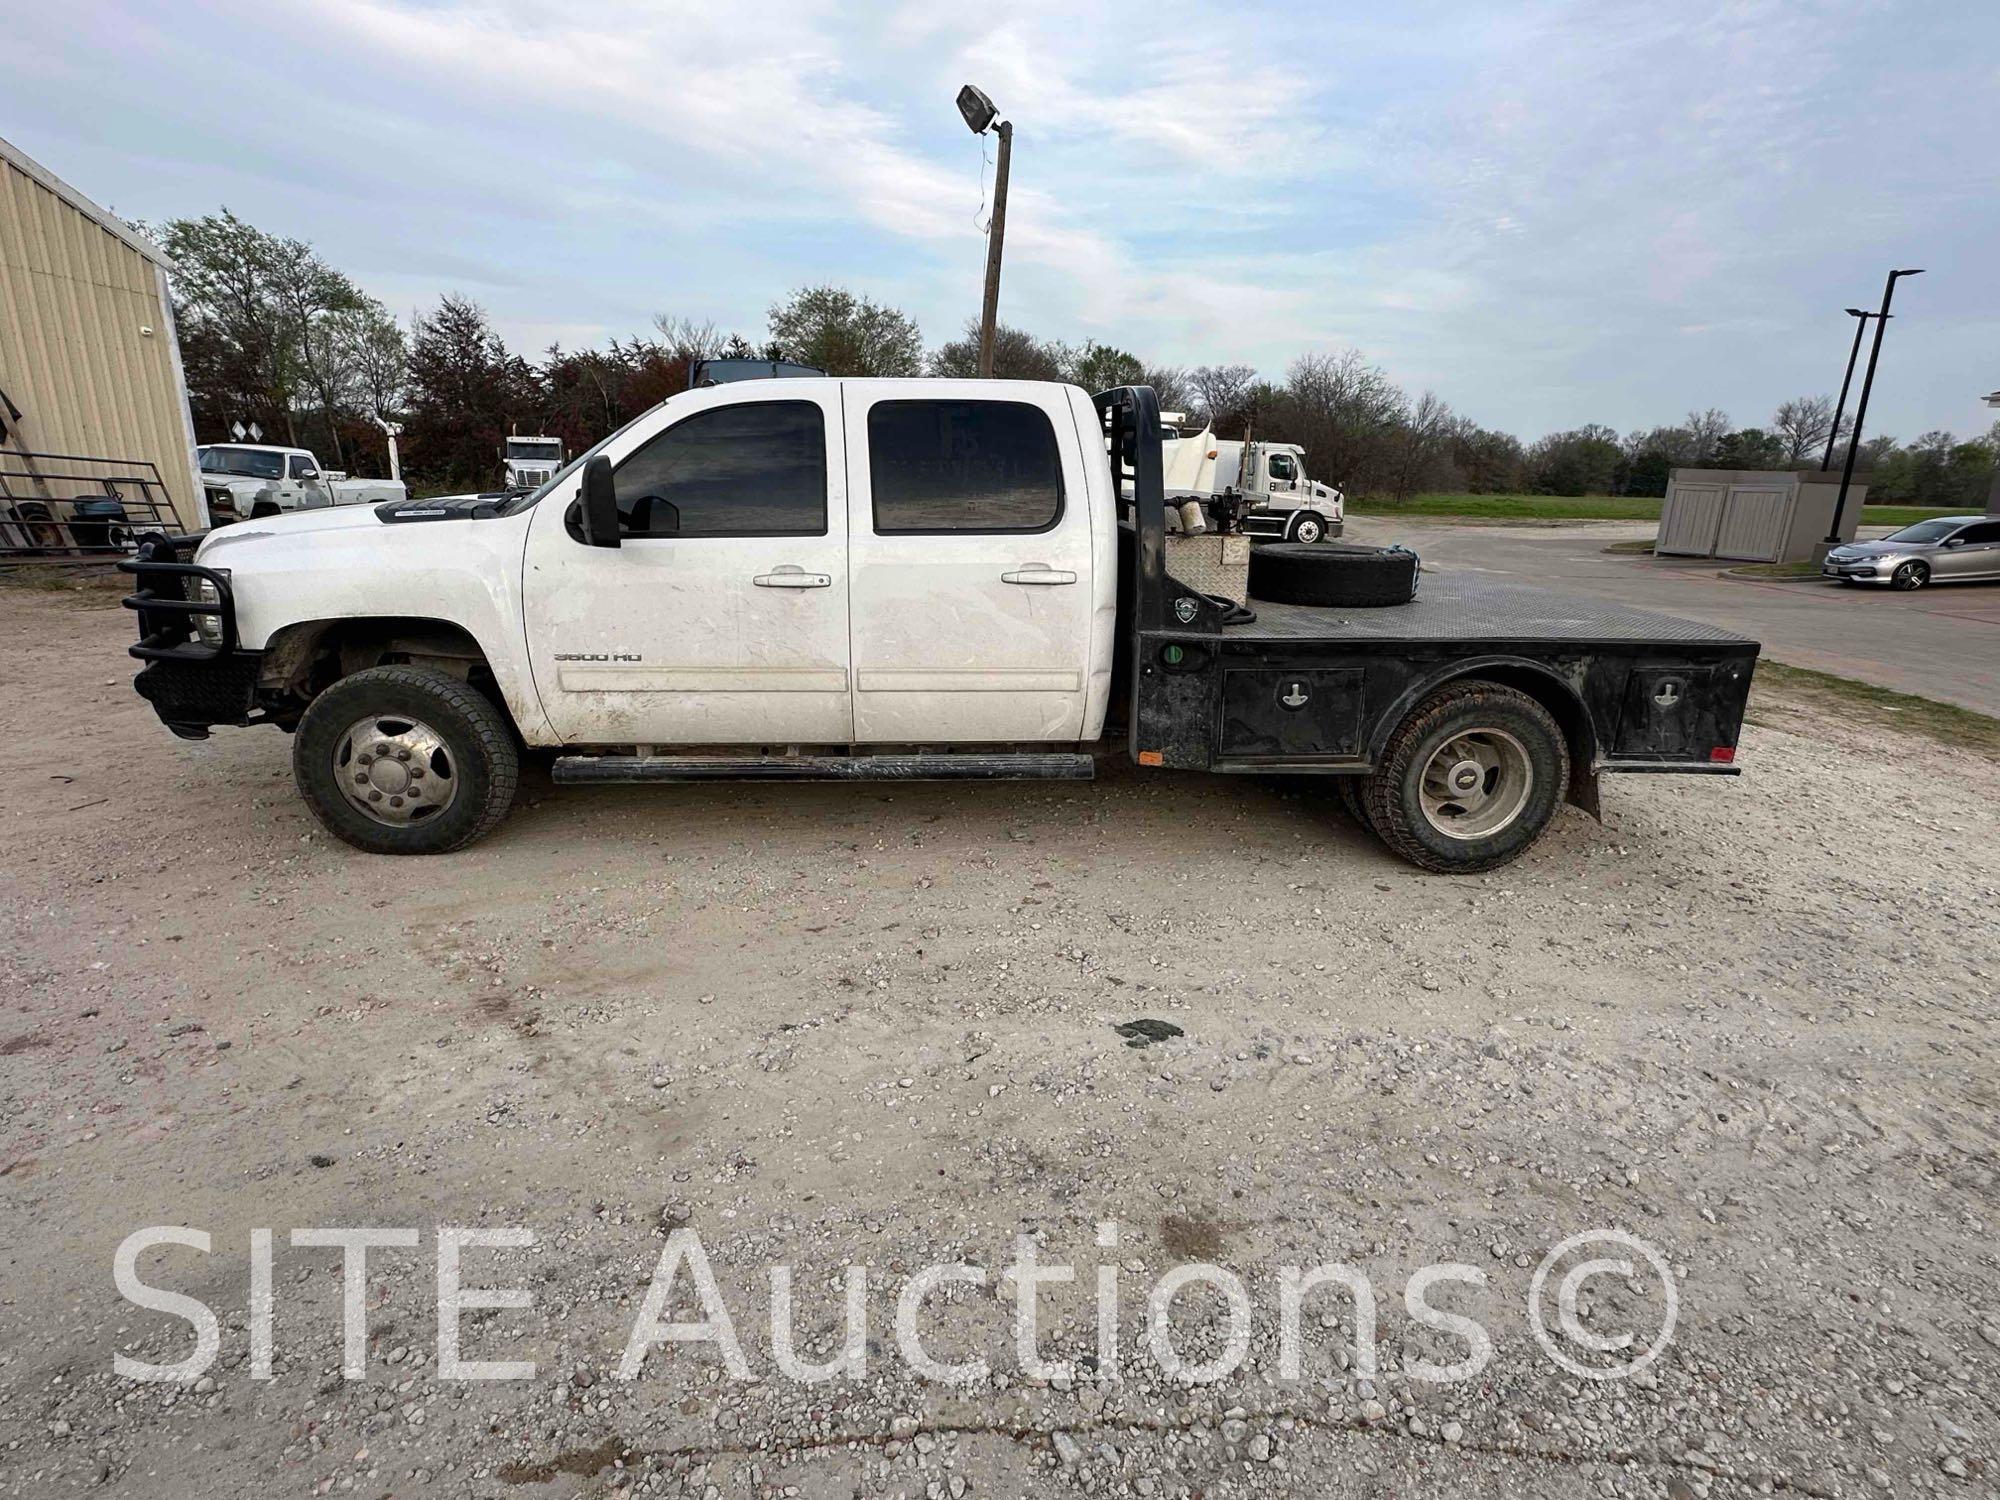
[[118, 532, 237, 660]]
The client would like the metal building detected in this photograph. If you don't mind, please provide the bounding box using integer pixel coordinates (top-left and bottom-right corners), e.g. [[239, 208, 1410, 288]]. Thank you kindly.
[[0, 133, 203, 557]]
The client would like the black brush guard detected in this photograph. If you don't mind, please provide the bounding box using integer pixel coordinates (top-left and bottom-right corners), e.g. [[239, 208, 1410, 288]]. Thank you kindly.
[[118, 533, 261, 739]]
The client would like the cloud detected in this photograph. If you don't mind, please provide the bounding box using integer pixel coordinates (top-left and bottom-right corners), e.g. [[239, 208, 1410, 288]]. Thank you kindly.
[[5, 0, 1996, 438]]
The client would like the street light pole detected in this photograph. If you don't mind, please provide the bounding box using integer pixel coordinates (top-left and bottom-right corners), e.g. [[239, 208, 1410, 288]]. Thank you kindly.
[[1827, 268, 1924, 545], [977, 120, 1012, 379], [956, 84, 1010, 379], [1821, 308, 1877, 472]]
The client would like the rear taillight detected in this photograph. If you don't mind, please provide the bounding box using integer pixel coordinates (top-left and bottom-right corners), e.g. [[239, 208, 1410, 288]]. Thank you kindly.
[[1709, 746, 1736, 764]]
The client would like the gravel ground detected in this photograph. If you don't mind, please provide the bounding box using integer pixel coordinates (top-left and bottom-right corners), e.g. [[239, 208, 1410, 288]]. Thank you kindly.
[[1, 584, 1996, 1499]]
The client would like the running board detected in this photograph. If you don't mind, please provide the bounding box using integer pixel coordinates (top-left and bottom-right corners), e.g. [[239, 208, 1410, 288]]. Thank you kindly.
[[552, 752, 1096, 785]]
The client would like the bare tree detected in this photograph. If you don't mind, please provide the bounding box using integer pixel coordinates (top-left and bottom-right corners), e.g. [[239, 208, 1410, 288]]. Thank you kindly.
[[652, 316, 725, 364], [1389, 390, 1454, 501], [1187, 364, 1259, 432], [1683, 408, 1731, 465], [1771, 395, 1847, 464]]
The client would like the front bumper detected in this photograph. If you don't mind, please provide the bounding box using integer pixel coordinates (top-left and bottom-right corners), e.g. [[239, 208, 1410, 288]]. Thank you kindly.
[[119, 534, 263, 739], [1821, 558, 1891, 582]]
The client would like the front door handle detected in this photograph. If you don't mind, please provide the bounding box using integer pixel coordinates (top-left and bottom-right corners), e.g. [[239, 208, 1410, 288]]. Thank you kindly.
[[754, 568, 832, 589], [1002, 567, 1078, 585]]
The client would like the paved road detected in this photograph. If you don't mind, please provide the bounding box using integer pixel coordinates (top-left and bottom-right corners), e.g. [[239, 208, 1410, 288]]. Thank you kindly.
[[1343, 516, 2000, 716]]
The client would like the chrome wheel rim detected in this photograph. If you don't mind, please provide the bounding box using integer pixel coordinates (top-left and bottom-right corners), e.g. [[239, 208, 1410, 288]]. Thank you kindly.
[[333, 715, 459, 827], [1417, 728, 1532, 840], [1295, 518, 1322, 542]]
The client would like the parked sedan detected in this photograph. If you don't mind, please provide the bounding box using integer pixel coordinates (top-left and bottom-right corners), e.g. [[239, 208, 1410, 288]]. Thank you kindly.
[[1822, 515, 2000, 589]]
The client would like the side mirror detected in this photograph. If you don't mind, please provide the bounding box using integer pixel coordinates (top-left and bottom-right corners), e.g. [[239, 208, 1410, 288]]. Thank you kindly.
[[579, 455, 621, 548], [295, 467, 319, 481], [1944, 536, 1965, 547]]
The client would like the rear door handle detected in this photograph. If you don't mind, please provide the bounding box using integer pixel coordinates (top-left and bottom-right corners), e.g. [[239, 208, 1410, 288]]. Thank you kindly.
[[1002, 567, 1077, 585], [754, 568, 832, 589]]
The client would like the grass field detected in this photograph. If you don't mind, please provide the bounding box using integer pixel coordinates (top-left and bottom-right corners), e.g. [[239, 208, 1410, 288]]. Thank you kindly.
[[1347, 493, 1966, 527], [1750, 661, 2000, 758]]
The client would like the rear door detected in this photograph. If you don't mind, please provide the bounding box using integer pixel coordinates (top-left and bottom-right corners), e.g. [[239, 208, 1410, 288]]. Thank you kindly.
[[522, 384, 851, 746], [1938, 520, 2000, 578], [844, 382, 1094, 742]]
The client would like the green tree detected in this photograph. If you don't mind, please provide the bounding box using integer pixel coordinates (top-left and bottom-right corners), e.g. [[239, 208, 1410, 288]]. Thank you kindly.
[[927, 322, 1067, 380], [405, 295, 540, 489], [1528, 425, 1623, 495], [766, 286, 921, 377], [155, 209, 391, 464], [1066, 341, 1145, 393], [1711, 427, 1785, 469]]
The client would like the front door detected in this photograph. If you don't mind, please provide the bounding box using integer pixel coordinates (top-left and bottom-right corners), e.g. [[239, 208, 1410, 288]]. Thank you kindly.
[[522, 385, 852, 746], [844, 383, 1095, 742]]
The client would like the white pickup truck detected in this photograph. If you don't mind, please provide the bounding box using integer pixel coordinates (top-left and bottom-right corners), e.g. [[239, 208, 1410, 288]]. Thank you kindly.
[[1162, 427, 1344, 543], [197, 444, 407, 522], [123, 382, 1756, 873]]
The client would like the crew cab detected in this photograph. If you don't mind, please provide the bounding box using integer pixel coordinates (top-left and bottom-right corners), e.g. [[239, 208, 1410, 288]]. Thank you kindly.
[[198, 444, 407, 522], [123, 382, 1756, 872]]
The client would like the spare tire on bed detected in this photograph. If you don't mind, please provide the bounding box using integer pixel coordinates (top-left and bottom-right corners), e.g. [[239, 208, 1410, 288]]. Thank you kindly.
[[1248, 542, 1419, 607]]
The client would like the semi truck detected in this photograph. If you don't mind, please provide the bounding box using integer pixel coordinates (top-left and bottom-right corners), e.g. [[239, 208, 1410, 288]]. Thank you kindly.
[[1163, 425, 1344, 542], [501, 435, 567, 491], [122, 382, 1756, 873]]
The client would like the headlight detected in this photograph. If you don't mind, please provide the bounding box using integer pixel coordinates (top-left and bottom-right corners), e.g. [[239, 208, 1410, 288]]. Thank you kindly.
[[192, 570, 228, 645]]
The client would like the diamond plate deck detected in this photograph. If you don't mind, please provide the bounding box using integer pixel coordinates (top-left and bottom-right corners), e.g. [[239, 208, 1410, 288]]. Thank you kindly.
[[1212, 569, 1755, 647]]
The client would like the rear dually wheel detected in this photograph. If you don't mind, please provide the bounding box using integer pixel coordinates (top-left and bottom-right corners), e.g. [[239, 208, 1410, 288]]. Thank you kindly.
[[1364, 682, 1568, 873]]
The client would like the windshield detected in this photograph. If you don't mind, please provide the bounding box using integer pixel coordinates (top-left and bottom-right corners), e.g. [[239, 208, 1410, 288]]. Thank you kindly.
[[506, 440, 563, 460], [199, 446, 285, 479], [1882, 520, 1961, 544]]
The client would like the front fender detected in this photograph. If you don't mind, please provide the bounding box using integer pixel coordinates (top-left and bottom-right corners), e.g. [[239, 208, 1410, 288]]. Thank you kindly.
[[195, 510, 556, 744]]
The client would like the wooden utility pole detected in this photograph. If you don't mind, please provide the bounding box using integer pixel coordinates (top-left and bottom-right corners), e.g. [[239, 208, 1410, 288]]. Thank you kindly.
[[976, 121, 1012, 379]]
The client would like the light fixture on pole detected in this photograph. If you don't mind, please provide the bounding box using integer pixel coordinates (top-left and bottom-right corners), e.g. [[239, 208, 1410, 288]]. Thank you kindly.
[[957, 84, 1010, 379], [1821, 307, 1881, 472], [1827, 268, 1923, 545]]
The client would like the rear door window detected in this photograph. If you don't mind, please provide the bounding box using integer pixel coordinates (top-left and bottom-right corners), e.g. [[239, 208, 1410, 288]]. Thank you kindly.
[[867, 400, 1063, 534]]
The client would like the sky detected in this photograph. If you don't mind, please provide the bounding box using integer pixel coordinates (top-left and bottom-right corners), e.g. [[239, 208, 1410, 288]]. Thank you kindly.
[[7, 0, 1998, 443]]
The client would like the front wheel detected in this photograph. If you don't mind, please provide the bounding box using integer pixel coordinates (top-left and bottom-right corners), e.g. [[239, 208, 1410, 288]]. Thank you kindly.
[[1891, 561, 1928, 590], [293, 665, 519, 854], [1364, 683, 1568, 873], [1291, 513, 1326, 544]]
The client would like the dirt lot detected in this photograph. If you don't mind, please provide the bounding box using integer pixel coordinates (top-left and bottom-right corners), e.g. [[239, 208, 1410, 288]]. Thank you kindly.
[[2, 583, 1997, 1499]]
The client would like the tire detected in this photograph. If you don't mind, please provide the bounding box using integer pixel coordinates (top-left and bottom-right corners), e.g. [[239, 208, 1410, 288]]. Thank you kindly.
[[1890, 560, 1928, 591], [250, 501, 281, 519], [293, 665, 519, 854], [1364, 683, 1568, 874], [1249, 542, 1418, 607], [1290, 513, 1326, 544], [1334, 774, 1375, 835]]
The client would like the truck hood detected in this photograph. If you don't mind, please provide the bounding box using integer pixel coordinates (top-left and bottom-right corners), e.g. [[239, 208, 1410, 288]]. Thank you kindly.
[[194, 501, 387, 560]]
